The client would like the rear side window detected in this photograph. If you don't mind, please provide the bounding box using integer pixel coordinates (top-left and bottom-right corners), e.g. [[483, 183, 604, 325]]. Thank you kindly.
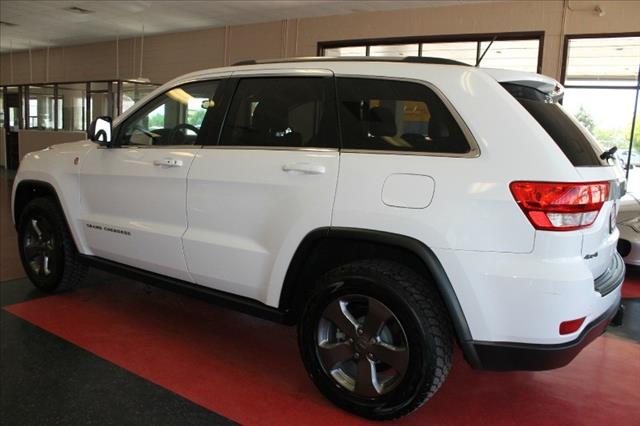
[[502, 83, 606, 167], [220, 77, 337, 148], [336, 78, 471, 154]]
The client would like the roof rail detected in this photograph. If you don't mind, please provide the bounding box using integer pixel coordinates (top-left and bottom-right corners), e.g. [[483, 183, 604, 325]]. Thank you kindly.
[[232, 56, 469, 67]]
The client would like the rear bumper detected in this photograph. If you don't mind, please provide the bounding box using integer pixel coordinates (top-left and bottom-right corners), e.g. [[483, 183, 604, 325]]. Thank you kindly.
[[469, 300, 622, 371], [453, 252, 626, 371]]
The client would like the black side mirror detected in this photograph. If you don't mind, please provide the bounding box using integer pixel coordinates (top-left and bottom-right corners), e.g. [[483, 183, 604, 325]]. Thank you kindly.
[[89, 116, 113, 146]]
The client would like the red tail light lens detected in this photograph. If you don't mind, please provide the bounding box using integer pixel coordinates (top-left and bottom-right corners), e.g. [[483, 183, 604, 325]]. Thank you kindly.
[[510, 181, 609, 231]]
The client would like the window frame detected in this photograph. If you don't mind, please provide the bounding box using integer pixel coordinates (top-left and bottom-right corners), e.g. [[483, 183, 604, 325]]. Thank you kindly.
[[560, 31, 640, 87], [334, 75, 480, 158], [113, 78, 224, 148], [318, 31, 544, 74]]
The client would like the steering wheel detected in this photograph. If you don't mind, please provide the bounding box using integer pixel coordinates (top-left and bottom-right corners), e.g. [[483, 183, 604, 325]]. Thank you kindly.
[[169, 123, 200, 145]]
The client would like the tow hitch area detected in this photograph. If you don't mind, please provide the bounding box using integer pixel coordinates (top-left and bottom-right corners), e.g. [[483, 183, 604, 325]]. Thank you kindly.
[[611, 304, 625, 326]]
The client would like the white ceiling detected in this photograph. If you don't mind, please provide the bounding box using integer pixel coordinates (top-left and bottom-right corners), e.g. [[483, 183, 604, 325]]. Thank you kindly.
[[0, 1, 482, 53]]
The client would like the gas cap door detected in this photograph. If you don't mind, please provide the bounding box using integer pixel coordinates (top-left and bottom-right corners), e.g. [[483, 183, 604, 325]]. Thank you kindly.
[[382, 173, 435, 209]]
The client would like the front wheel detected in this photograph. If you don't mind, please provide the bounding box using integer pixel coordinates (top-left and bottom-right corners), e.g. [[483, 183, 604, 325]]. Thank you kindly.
[[18, 197, 87, 292], [298, 260, 453, 420]]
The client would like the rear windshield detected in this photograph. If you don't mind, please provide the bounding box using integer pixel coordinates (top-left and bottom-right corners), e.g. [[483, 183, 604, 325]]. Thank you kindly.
[[501, 83, 607, 167]]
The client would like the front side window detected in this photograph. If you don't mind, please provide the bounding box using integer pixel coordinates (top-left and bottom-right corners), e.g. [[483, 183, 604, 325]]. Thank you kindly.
[[337, 78, 470, 154], [220, 77, 338, 148], [119, 80, 219, 146]]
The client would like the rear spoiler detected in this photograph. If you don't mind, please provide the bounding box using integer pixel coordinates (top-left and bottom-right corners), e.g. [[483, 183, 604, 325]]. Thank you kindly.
[[481, 68, 564, 102]]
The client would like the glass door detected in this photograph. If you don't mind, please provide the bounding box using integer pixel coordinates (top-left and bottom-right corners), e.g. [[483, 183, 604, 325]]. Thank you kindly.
[[562, 35, 640, 193]]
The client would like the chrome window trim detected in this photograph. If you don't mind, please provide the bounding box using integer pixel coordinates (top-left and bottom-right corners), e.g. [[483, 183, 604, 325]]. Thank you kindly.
[[339, 149, 476, 157], [333, 74, 481, 159], [201, 145, 338, 152], [100, 144, 203, 150]]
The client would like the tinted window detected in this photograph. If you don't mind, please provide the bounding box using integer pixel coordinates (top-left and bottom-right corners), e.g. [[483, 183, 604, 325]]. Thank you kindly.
[[337, 78, 470, 153], [502, 83, 606, 167], [220, 77, 337, 148], [119, 80, 219, 146]]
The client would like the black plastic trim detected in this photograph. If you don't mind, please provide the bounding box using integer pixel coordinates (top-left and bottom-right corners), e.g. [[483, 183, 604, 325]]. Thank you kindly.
[[278, 227, 481, 367], [472, 300, 621, 371], [78, 255, 287, 323], [13, 180, 62, 225]]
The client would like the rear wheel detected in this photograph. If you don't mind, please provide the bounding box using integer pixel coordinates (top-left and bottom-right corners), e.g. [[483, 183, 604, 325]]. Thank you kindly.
[[298, 260, 453, 420], [18, 197, 87, 292]]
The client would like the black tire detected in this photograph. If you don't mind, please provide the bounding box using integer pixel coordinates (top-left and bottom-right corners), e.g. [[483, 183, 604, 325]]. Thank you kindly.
[[298, 259, 453, 420], [17, 197, 87, 292]]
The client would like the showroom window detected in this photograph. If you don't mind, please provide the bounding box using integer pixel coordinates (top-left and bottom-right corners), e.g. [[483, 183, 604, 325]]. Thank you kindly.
[[220, 77, 338, 148], [319, 32, 543, 73], [58, 83, 87, 131], [1, 79, 158, 132], [26, 85, 55, 129], [336, 78, 471, 154], [561, 34, 640, 191]]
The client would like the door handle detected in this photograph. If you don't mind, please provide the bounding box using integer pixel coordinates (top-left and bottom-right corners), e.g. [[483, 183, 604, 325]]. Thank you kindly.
[[282, 163, 326, 175], [153, 158, 183, 167]]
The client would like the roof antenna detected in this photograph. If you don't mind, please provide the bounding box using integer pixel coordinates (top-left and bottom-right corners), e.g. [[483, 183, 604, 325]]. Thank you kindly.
[[476, 36, 497, 67]]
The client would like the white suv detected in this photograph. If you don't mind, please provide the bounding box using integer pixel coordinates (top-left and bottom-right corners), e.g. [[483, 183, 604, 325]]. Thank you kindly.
[[12, 57, 626, 420]]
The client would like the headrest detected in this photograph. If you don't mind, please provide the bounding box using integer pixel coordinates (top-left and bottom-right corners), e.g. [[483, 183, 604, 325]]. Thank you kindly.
[[252, 100, 288, 133], [428, 117, 450, 138], [368, 106, 397, 137]]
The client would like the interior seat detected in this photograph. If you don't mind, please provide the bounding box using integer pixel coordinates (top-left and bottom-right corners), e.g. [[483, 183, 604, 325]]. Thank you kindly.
[[250, 100, 302, 147]]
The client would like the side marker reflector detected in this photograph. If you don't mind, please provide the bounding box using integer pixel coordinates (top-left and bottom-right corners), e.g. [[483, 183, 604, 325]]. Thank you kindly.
[[559, 317, 586, 335]]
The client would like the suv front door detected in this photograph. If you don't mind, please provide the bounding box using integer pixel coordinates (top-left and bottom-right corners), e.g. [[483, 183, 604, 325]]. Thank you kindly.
[[183, 70, 340, 305], [78, 78, 224, 281]]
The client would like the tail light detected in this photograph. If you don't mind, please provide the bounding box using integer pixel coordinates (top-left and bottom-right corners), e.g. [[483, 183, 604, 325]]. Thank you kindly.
[[510, 181, 610, 231]]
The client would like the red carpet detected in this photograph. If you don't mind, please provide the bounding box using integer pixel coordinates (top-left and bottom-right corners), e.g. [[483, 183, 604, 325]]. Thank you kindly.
[[622, 270, 640, 298], [4, 279, 640, 426]]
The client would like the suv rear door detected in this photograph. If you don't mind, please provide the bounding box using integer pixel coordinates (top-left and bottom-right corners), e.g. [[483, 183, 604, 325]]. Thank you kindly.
[[182, 69, 340, 305]]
